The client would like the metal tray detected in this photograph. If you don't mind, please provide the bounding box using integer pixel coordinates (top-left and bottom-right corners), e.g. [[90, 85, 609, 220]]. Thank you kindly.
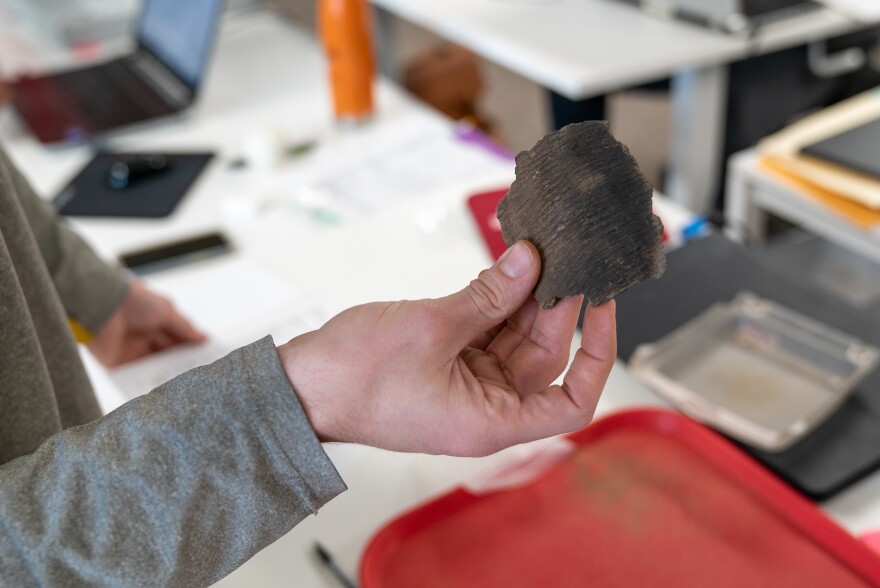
[[630, 292, 879, 452]]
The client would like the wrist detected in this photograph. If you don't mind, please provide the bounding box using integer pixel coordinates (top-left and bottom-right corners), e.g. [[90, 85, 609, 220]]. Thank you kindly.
[[277, 335, 339, 444]]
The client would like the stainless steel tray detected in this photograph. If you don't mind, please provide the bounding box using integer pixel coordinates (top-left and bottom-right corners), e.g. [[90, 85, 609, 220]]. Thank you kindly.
[[629, 292, 879, 452]]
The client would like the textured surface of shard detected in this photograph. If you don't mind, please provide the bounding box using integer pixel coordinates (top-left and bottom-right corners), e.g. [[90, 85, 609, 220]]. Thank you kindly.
[[497, 121, 666, 309]]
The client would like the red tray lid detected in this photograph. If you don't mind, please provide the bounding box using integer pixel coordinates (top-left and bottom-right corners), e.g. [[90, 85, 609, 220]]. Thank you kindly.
[[361, 409, 880, 587], [467, 188, 508, 260]]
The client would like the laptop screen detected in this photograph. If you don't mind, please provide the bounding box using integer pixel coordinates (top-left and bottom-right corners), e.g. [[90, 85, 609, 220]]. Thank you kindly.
[[137, 0, 223, 89]]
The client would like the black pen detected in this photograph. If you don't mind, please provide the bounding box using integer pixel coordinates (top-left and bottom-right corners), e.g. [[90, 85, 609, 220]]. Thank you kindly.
[[314, 541, 358, 588]]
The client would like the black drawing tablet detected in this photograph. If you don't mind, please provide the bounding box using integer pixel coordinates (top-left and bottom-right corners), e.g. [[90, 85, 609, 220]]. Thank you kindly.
[[802, 118, 880, 179], [54, 152, 214, 218]]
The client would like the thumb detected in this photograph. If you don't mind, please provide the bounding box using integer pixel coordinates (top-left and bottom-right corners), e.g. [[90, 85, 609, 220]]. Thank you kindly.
[[439, 240, 541, 352]]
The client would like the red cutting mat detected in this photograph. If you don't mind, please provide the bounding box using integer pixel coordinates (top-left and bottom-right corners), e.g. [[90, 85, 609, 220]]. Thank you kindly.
[[361, 409, 880, 588]]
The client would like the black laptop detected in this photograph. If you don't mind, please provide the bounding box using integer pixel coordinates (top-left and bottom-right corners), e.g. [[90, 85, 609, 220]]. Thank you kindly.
[[10, 0, 224, 144]]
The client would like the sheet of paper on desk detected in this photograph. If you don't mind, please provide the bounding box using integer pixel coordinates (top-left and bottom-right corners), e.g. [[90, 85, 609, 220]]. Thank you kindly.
[[109, 256, 330, 399], [310, 125, 503, 220]]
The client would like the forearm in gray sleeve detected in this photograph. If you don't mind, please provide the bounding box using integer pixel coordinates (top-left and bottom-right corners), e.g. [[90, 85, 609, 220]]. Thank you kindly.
[[0, 336, 346, 587], [0, 150, 128, 332]]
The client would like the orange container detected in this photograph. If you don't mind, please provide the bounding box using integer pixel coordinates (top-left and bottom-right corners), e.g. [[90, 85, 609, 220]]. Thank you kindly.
[[318, 0, 375, 122]]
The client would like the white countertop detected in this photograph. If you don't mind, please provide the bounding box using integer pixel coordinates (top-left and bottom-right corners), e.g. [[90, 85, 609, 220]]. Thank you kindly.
[[371, 0, 878, 99]]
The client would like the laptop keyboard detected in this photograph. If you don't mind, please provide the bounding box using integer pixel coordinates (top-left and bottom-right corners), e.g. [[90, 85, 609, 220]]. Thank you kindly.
[[58, 61, 176, 131]]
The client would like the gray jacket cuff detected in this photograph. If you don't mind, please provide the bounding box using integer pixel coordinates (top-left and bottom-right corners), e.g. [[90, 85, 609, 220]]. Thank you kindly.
[[243, 335, 348, 509]]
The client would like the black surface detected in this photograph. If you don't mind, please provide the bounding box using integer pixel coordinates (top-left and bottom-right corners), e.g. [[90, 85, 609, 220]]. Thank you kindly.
[[120, 232, 229, 272], [595, 233, 880, 500], [802, 117, 880, 179], [743, 0, 814, 18], [54, 152, 214, 218], [550, 92, 605, 130]]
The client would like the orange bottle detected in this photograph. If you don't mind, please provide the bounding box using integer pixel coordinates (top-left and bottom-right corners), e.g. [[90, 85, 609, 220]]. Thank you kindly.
[[318, 0, 375, 123]]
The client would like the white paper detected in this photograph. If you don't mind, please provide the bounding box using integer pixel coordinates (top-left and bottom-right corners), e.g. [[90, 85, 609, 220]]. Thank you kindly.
[[109, 255, 329, 399], [305, 125, 502, 221]]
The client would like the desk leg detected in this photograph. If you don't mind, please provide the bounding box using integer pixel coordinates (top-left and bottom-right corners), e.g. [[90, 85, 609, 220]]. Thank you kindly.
[[550, 91, 605, 129], [665, 64, 729, 216], [725, 156, 768, 246], [373, 6, 397, 80]]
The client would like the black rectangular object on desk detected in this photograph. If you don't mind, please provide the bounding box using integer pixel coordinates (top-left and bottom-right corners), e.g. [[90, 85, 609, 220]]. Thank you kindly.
[[54, 152, 214, 218], [614, 0, 817, 33], [742, 0, 813, 17], [600, 233, 880, 500], [119, 232, 231, 276], [802, 118, 880, 179]]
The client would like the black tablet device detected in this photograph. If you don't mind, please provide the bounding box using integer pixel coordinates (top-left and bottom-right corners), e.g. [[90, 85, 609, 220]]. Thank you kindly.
[[802, 118, 880, 179]]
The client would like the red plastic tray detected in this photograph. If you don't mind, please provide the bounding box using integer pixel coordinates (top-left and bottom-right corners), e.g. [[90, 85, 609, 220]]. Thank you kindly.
[[361, 409, 880, 587], [467, 188, 670, 262], [467, 188, 508, 260]]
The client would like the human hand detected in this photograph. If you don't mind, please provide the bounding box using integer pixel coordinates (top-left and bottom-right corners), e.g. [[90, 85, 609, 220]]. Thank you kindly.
[[88, 281, 206, 368], [278, 241, 617, 457]]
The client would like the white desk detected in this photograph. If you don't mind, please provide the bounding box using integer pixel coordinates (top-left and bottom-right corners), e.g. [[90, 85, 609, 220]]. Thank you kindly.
[[726, 148, 880, 263], [371, 0, 880, 214], [2, 10, 879, 587]]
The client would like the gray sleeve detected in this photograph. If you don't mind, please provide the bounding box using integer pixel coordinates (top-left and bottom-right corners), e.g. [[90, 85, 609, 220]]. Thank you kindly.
[[0, 336, 347, 587], [0, 150, 128, 332]]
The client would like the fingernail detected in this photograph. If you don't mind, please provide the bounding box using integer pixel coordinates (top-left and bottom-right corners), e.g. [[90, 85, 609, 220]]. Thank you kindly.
[[498, 241, 533, 278]]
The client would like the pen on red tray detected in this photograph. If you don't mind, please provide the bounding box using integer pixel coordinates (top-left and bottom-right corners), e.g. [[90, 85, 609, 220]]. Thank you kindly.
[[314, 541, 358, 588]]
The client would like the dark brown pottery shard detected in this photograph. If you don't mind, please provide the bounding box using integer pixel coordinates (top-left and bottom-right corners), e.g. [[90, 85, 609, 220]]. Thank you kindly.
[[497, 121, 665, 309]]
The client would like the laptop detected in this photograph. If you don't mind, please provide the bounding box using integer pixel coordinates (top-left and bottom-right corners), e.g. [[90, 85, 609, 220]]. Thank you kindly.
[[10, 0, 224, 144]]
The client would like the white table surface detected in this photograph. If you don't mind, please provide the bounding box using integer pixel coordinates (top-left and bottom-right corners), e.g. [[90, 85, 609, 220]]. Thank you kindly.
[[2, 10, 879, 587], [726, 149, 880, 262], [371, 0, 876, 100], [371, 0, 880, 216]]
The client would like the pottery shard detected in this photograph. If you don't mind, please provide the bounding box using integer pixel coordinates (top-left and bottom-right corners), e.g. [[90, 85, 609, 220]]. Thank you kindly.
[[497, 121, 666, 309]]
